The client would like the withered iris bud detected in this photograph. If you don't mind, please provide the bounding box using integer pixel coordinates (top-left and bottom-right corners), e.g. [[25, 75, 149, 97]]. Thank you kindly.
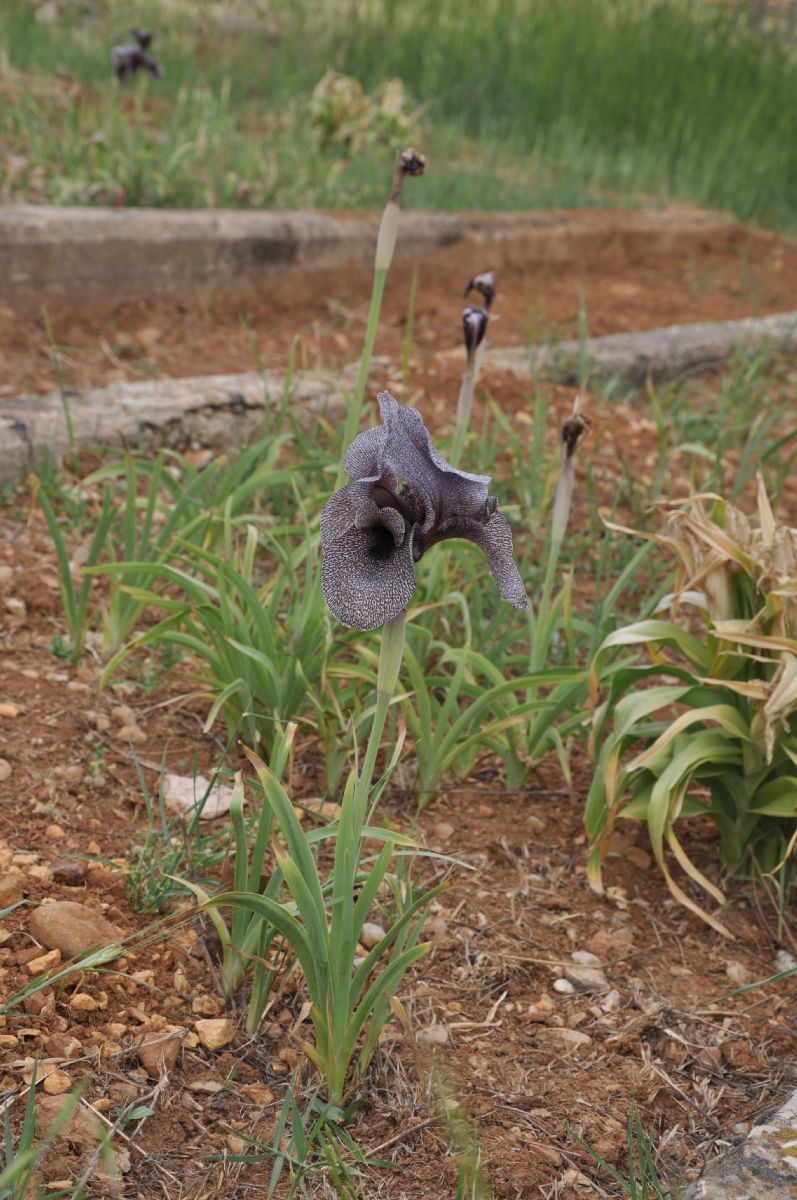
[[112, 28, 164, 85], [321, 392, 528, 630], [561, 411, 590, 458], [464, 271, 496, 310], [462, 304, 489, 359], [400, 147, 426, 176]]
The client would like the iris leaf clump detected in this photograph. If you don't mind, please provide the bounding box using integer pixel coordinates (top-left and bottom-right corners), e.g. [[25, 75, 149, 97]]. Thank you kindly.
[[586, 477, 797, 934]]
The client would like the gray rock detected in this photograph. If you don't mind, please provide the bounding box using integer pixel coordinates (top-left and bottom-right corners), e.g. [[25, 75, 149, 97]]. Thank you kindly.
[[684, 1087, 797, 1199], [490, 311, 797, 387], [28, 900, 122, 960], [0, 204, 735, 320], [564, 950, 608, 993], [0, 366, 353, 486]]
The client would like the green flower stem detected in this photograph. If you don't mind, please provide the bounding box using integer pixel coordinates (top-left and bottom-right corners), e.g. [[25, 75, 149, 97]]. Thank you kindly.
[[335, 184, 402, 487], [353, 608, 407, 821], [336, 265, 388, 487], [450, 345, 483, 467], [530, 457, 572, 673]]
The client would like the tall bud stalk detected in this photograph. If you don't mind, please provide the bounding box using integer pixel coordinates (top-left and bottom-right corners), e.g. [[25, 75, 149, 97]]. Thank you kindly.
[[530, 397, 589, 673], [336, 149, 425, 487]]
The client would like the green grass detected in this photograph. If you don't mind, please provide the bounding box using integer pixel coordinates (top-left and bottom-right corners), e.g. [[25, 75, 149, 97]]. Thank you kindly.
[[1, 0, 795, 225]]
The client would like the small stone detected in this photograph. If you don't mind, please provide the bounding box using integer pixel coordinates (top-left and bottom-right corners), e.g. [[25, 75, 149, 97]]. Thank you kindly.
[[194, 1018, 233, 1051], [0, 759, 10, 782], [0, 1034, 19, 1049], [28, 865, 54, 884], [0, 873, 25, 906], [725, 960, 754, 986], [27, 948, 62, 975], [46, 1034, 81, 1059], [424, 916, 448, 939], [111, 705, 136, 727], [553, 978, 576, 995], [774, 949, 796, 973], [51, 858, 87, 886], [12, 853, 39, 866], [536, 1145, 563, 1168], [416, 1024, 449, 1047], [625, 846, 651, 870], [191, 995, 222, 1016], [36, 1094, 130, 1176], [527, 996, 556, 1022], [360, 923, 386, 950], [586, 927, 634, 960], [28, 900, 122, 960], [601, 988, 622, 1013], [564, 951, 607, 992], [432, 821, 455, 841], [162, 772, 234, 821], [4, 598, 25, 617], [45, 825, 66, 841], [538, 1027, 592, 1051], [0, 703, 20, 719], [69, 993, 98, 1012], [117, 724, 146, 744], [226, 1134, 246, 1155], [137, 1030, 184, 1078], [240, 1083, 275, 1106], [562, 1167, 591, 1186], [43, 1070, 73, 1096]]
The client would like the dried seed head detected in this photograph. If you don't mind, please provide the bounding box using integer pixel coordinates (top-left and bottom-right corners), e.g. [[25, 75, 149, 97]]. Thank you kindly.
[[561, 398, 590, 458], [462, 304, 489, 359], [399, 147, 426, 176], [464, 271, 496, 310]]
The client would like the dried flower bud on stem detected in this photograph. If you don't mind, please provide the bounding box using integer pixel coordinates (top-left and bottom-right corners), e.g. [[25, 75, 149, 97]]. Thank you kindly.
[[464, 271, 496, 311]]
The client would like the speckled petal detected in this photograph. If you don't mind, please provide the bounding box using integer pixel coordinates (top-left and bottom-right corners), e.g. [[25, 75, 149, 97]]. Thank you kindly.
[[320, 478, 406, 548], [377, 391, 492, 531], [456, 512, 529, 611], [321, 524, 417, 631], [344, 424, 387, 480]]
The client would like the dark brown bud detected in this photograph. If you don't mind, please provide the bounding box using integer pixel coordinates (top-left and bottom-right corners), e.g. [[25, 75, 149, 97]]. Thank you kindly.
[[399, 147, 426, 176], [464, 271, 496, 310], [561, 411, 590, 458], [462, 304, 489, 358]]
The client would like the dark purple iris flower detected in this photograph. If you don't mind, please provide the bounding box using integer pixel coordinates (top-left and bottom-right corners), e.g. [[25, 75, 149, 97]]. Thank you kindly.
[[112, 29, 164, 85], [321, 392, 528, 630], [462, 304, 489, 359]]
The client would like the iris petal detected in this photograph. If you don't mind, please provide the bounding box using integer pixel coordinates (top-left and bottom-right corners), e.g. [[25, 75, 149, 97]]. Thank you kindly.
[[448, 512, 529, 612], [321, 522, 417, 631]]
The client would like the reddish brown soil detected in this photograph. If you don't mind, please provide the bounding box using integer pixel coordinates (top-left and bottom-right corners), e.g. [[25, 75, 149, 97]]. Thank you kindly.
[[1, 540, 796, 1200], [1, 214, 796, 397], [1, 215, 797, 1199]]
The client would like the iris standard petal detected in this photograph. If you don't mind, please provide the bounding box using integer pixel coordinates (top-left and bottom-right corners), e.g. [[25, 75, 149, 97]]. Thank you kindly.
[[377, 391, 493, 531], [454, 512, 529, 612], [321, 522, 418, 631], [344, 424, 387, 480]]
